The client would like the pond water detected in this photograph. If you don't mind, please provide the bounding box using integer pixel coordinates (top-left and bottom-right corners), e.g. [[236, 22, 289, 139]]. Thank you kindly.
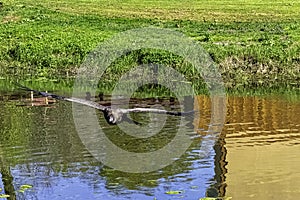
[[0, 90, 299, 200]]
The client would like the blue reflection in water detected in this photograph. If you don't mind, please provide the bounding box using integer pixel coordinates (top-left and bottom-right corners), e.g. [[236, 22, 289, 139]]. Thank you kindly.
[[8, 147, 216, 200], [0, 99, 220, 200]]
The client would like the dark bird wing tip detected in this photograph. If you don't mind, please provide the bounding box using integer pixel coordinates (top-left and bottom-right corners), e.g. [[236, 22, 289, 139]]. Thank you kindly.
[[14, 82, 32, 91]]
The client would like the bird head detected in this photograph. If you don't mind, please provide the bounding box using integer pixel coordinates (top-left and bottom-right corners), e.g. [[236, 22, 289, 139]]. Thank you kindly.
[[104, 108, 123, 125]]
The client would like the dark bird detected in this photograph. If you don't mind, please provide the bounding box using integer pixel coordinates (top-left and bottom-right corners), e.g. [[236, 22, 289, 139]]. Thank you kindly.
[[16, 83, 194, 125]]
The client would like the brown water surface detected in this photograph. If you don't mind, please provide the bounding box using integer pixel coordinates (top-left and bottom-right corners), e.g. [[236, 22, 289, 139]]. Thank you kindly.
[[222, 96, 300, 199]]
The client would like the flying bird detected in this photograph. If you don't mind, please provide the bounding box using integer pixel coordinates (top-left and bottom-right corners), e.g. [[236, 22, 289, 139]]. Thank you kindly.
[[16, 83, 194, 125]]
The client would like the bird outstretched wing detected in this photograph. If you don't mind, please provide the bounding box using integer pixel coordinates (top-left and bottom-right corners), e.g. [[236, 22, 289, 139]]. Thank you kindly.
[[63, 97, 107, 111], [120, 108, 195, 116], [15, 83, 107, 111]]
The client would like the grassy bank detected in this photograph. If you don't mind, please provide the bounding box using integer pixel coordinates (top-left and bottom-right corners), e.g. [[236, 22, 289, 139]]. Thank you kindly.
[[0, 0, 299, 94]]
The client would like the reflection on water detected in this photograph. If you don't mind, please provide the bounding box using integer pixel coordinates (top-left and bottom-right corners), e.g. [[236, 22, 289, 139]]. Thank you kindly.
[[0, 93, 299, 199], [224, 96, 300, 200]]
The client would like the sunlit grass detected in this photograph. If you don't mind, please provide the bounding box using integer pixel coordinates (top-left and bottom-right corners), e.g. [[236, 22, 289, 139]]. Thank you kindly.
[[10, 0, 300, 22], [0, 0, 299, 93]]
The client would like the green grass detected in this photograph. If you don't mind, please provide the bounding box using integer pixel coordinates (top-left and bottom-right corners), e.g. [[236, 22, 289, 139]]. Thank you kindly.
[[0, 0, 299, 94], [21, 0, 300, 22]]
